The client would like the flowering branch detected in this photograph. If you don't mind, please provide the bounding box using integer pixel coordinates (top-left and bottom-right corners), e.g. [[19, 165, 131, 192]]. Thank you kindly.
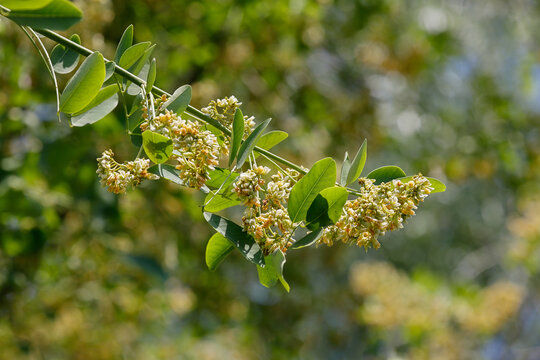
[[0, 2, 446, 291]]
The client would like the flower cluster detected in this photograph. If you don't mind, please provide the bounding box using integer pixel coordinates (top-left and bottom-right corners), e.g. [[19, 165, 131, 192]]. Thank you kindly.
[[202, 96, 256, 139], [140, 110, 220, 189], [96, 149, 157, 194], [319, 174, 433, 249], [234, 168, 301, 255]]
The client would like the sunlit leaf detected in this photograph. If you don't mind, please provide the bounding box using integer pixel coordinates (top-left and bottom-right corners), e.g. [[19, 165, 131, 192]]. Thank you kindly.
[[206, 168, 239, 189], [366, 166, 406, 185], [236, 118, 271, 168], [70, 84, 118, 126], [203, 191, 241, 213], [59, 51, 105, 114], [118, 42, 151, 70], [397, 176, 446, 193], [0, 0, 52, 11], [339, 152, 351, 187], [205, 233, 234, 271], [50, 33, 80, 74], [229, 108, 244, 167], [145, 58, 156, 93], [306, 186, 348, 230], [253, 130, 288, 159], [114, 24, 133, 63], [203, 212, 265, 267], [257, 250, 289, 292], [346, 139, 367, 185], [142, 130, 173, 164], [288, 157, 336, 223], [6, 0, 82, 30], [163, 85, 191, 115]]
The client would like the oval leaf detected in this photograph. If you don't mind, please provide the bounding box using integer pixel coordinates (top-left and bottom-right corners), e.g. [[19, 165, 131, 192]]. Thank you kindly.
[[50, 33, 80, 74], [290, 228, 323, 250], [205, 233, 234, 271], [204, 191, 241, 213], [397, 176, 446, 193], [346, 139, 367, 185], [288, 157, 337, 223], [145, 58, 157, 93], [6, 0, 82, 30], [236, 118, 271, 168], [254, 130, 288, 159], [163, 85, 191, 115], [125, 44, 156, 95], [206, 168, 239, 189], [257, 251, 289, 292], [1, 0, 53, 11], [118, 42, 151, 70], [114, 24, 134, 63], [70, 84, 119, 126], [229, 108, 244, 167], [104, 61, 116, 81], [203, 212, 265, 267], [339, 151, 351, 186], [306, 186, 348, 230], [59, 51, 105, 114], [148, 164, 183, 185], [142, 130, 173, 164], [366, 166, 406, 185]]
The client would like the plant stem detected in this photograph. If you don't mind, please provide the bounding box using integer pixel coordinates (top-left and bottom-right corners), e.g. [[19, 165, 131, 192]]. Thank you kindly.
[[33, 28, 367, 195], [34, 28, 308, 174]]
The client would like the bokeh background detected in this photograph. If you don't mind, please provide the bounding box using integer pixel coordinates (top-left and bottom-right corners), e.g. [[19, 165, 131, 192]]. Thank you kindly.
[[1, 0, 540, 358]]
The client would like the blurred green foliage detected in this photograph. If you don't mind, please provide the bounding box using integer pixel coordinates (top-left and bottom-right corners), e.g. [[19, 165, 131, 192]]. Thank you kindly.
[[2, 0, 540, 358]]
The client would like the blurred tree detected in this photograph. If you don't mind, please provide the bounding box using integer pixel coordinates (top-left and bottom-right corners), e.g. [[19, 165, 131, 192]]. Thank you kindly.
[[2, 0, 540, 359]]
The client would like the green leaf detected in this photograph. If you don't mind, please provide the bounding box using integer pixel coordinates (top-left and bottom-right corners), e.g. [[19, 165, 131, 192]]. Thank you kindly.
[[128, 108, 143, 132], [346, 139, 367, 185], [145, 58, 157, 93], [59, 51, 105, 114], [70, 84, 118, 127], [290, 228, 323, 250], [125, 44, 156, 95], [306, 186, 348, 230], [339, 152, 351, 186], [104, 61, 116, 81], [50, 33, 80, 74], [130, 126, 142, 147], [118, 42, 151, 70], [163, 85, 191, 115], [148, 164, 183, 185], [142, 130, 173, 164], [206, 168, 239, 189], [204, 191, 241, 212], [397, 176, 446, 193], [236, 118, 271, 168], [288, 157, 337, 223], [229, 109, 244, 167], [114, 24, 133, 64], [0, 0, 53, 11], [257, 251, 289, 292], [366, 166, 407, 185], [205, 233, 235, 271], [6, 0, 82, 30], [253, 130, 288, 159], [203, 212, 265, 267]]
